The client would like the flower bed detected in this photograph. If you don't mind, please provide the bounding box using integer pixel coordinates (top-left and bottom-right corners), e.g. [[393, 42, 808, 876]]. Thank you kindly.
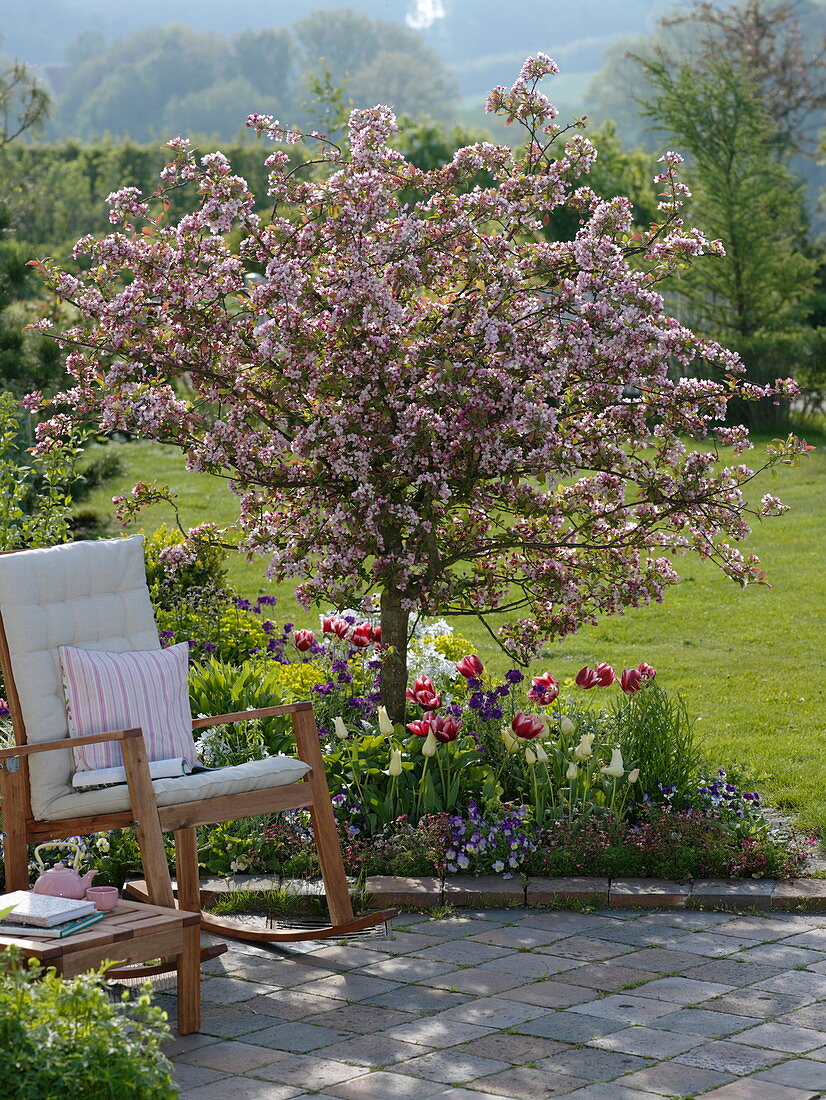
[[1, 548, 815, 891]]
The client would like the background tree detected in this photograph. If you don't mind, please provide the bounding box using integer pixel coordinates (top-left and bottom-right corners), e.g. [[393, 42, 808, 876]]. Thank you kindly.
[[35, 59, 807, 720]]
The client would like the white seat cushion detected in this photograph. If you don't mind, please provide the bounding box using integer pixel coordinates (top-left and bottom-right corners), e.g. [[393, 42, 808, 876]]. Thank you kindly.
[[40, 754, 310, 820]]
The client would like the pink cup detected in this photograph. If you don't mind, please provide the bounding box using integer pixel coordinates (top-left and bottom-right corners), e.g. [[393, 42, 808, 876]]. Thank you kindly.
[[86, 885, 119, 911]]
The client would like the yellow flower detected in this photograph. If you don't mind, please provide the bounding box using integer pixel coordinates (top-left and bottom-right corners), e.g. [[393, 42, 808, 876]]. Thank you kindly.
[[388, 748, 402, 776], [573, 732, 595, 761], [525, 747, 537, 766], [566, 761, 578, 781], [95, 837, 110, 854], [377, 706, 394, 736], [601, 748, 625, 779]]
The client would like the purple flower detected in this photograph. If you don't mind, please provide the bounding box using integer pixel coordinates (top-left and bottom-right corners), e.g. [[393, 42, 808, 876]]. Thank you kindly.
[[505, 669, 524, 684]]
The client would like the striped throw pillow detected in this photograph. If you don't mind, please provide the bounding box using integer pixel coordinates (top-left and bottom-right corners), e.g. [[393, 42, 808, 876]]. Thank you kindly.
[[59, 643, 197, 772]]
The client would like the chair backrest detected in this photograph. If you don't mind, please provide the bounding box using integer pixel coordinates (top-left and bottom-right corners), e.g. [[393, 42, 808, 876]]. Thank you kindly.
[[0, 536, 160, 818]]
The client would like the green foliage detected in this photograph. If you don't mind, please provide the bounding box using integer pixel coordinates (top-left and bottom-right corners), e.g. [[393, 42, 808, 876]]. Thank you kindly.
[[0, 391, 77, 550], [188, 658, 292, 762], [641, 55, 816, 339], [0, 949, 175, 1099], [144, 523, 227, 608], [609, 682, 701, 805]]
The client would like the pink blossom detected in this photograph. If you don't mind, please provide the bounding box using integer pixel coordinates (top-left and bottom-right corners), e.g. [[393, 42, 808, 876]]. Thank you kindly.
[[406, 717, 432, 737], [637, 662, 656, 681]]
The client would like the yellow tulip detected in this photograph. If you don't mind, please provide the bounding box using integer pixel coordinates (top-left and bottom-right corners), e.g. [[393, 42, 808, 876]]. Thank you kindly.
[[566, 761, 578, 781], [502, 730, 520, 755], [525, 747, 537, 766], [377, 706, 394, 736]]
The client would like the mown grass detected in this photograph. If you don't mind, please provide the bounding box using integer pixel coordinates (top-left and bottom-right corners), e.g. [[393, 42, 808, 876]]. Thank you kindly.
[[79, 429, 826, 834]]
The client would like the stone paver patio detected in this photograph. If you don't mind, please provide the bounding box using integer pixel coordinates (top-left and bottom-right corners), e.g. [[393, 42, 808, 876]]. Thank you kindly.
[[161, 906, 826, 1098]]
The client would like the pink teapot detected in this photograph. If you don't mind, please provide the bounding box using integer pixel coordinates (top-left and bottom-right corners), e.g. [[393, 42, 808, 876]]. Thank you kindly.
[[32, 842, 97, 899]]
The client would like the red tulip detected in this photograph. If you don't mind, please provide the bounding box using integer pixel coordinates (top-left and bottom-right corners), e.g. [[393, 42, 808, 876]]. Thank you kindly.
[[371, 625, 382, 644], [321, 616, 337, 633], [594, 662, 615, 686], [576, 663, 615, 688], [350, 623, 373, 648], [406, 717, 432, 737], [406, 674, 442, 710], [293, 629, 315, 652], [575, 666, 600, 689], [620, 668, 644, 693], [330, 617, 350, 639], [456, 654, 484, 679], [527, 672, 559, 705], [511, 711, 545, 740], [431, 715, 461, 743], [637, 662, 656, 681]]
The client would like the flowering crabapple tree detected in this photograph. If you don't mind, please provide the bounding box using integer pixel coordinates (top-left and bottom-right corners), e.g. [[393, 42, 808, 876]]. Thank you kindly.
[[32, 56, 807, 721]]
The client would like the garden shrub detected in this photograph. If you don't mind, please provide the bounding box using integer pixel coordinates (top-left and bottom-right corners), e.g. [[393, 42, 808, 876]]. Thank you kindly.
[[0, 949, 175, 1099]]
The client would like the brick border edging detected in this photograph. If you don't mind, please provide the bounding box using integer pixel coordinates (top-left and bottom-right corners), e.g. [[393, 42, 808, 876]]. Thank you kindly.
[[363, 874, 826, 912], [198, 873, 826, 913]]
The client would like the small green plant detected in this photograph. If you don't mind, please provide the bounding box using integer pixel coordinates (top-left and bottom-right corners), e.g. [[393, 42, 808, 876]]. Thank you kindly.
[[0, 948, 175, 1099]]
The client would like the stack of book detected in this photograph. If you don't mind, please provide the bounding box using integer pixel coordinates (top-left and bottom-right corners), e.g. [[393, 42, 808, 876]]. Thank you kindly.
[[0, 891, 106, 938]]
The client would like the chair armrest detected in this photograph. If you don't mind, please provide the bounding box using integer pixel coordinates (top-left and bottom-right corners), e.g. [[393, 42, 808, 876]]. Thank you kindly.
[[0, 727, 145, 761], [192, 702, 312, 730]]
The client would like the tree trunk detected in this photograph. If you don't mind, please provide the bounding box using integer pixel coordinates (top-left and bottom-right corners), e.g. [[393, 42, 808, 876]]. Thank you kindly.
[[380, 587, 410, 725]]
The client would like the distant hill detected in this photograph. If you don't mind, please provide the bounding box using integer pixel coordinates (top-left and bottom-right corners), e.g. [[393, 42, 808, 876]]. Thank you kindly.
[[2, 0, 678, 78]]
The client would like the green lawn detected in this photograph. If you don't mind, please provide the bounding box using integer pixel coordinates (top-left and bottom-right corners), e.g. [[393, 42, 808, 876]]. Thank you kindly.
[[79, 433, 826, 834]]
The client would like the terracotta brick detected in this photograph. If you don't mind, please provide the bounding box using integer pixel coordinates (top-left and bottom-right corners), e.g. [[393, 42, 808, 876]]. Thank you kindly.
[[691, 879, 775, 910], [364, 876, 442, 908], [442, 874, 525, 906], [610, 878, 690, 908], [526, 876, 609, 908], [772, 878, 826, 912]]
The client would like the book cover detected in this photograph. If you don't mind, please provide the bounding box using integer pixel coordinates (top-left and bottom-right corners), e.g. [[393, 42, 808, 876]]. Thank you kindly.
[[0, 891, 97, 928], [0, 912, 105, 939]]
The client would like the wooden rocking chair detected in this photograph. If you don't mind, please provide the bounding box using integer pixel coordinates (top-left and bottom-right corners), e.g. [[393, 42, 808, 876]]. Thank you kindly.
[[0, 535, 395, 944]]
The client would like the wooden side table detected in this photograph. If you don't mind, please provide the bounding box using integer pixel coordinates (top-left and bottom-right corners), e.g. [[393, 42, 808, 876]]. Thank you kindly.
[[0, 899, 201, 1033]]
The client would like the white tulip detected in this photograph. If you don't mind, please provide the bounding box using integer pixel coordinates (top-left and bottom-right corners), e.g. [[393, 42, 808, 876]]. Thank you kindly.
[[334, 716, 348, 739], [535, 742, 549, 763], [388, 748, 402, 776], [566, 761, 578, 781], [573, 732, 595, 761], [560, 716, 575, 736], [377, 706, 394, 736], [601, 748, 625, 779], [627, 768, 640, 784], [525, 747, 537, 766], [422, 730, 437, 757]]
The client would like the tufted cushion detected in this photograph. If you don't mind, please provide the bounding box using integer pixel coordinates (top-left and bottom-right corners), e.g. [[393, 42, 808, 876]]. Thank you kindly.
[[0, 536, 162, 818], [60, 642, 197, 771]]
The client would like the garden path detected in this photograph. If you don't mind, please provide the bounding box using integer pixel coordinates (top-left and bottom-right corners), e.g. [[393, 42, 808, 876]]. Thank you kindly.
[[161, 906, 826, 1098]]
